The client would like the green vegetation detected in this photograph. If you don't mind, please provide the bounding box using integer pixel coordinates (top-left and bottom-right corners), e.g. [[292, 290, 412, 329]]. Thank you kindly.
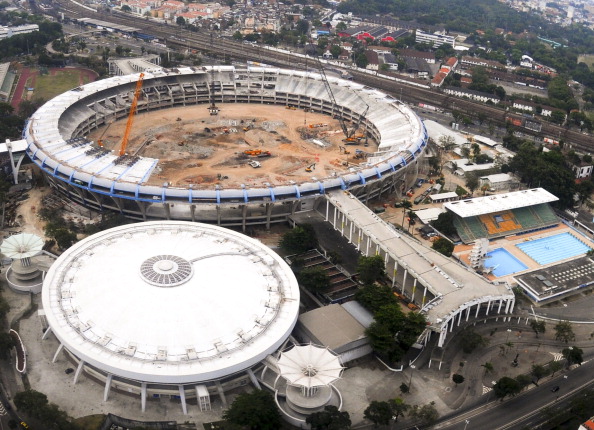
[[452, 374, 465, 385], [432, 237, 454, 257], [306, 405, 351, 429], [431, 211, 456, 236], [409, 401, 439, 425], [355, 284, 398, 314], [530, 320, 546, 338], [31, 69, 91, 100], [554, 320, 576, 343], [279, 224, 318, 254], [222, 390, 282, 430], [14, 389, 78, 429], [562, 346, 584, 367], [296, 266, 330, 292], [356, 255, 386, 285], [493, 376, 522, 400], [459, 328, 489, 354]]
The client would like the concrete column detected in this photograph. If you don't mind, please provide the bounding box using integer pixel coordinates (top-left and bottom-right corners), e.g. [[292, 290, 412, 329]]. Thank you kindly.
[[333, 205, 337, 227], [73, 359, 85, 384], [365, 235, 370, 255], [402, 269, 408, 294], [42, 326, 53, 340], [475, 303, 480, 317], [466, 306, 471, 321], [457, 309, 463, 325], [357, 230, 362, 250], [438, 330, 447, 347], [141, 382, 147, 412], [509, 298, 515, 313], [52, 343, 64, 363], [325, 200, 329, 221], [412, 278, 417, 302], [215, 380, 228, 408], [486, 300, 492, 315], [391, 264, 397, 288], [247, 368, 261, 389], [422, 286, 427, 306], [179, 385, 188, 415], [375, 243, 380, 256], [103, 374, 113, 402], [349, 222, 353, 243], [497, 299, 503, 314]]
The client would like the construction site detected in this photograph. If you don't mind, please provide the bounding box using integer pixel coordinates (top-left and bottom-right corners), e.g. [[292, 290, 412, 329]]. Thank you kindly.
[[87, 103, 377, 189], [24, 65, 427, 227]]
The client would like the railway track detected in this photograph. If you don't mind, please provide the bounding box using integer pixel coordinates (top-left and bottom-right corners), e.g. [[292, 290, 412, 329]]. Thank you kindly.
[[55, 0, 594, 152]]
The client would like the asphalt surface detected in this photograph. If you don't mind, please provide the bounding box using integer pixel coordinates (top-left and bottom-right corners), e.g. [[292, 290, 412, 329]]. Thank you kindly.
[[431, 358, 594, 430]]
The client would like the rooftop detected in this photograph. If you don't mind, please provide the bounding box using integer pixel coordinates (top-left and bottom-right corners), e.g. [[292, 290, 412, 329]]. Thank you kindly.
[[444, 188, 558, 218], [42, 221, 300, 384]]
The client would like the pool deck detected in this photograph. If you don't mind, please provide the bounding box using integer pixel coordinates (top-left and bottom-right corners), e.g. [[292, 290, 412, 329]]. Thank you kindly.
[[454, 223, 593, 285]]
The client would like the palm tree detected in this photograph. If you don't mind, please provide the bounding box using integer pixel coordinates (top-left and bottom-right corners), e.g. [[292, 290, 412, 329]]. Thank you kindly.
[[400, 199, 412, 228], [481, 362, 494, 374]]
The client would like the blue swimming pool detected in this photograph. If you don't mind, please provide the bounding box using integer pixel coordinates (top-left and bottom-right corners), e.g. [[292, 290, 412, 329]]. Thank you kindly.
[[484, 248, 528, 277], [516, 232, 592, 265]]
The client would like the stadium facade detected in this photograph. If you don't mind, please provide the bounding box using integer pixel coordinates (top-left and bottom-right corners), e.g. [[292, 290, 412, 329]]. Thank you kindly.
[[23, 66, 428, 228]]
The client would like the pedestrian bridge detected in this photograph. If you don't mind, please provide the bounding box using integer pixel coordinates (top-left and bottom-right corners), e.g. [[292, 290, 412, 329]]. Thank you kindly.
[[318, 190, 515, 347]]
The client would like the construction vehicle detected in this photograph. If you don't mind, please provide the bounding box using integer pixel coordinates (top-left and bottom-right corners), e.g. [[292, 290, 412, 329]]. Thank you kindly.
[[118, 73, 144, 156], [305, 163, 316, 172], [343, 137, 360, 145], [248, 160, 261, 168], [285, 105, 297, 110], [308, 123, 327, 129], [243, 149, 268, 156], [354, 149, 367, 159], [257, 151, 271, 158], [96, 121, 114, 148], [338, 146, 350, 154]]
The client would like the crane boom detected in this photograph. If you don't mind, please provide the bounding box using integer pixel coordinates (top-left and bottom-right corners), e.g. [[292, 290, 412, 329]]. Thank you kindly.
[[315, 57, 350, 138], [119, 73, 145, 156]]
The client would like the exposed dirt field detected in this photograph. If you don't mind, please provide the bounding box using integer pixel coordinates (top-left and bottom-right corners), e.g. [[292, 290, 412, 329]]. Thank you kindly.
[[87, 103, 378, 188]]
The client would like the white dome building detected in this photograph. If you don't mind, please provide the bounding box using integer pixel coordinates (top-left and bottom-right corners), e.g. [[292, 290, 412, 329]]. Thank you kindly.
[[41, 221, 300, 414]]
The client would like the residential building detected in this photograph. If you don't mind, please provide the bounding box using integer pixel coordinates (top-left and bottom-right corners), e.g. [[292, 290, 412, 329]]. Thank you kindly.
[[399, 49, 435, 64], [0, 24, 38, 40], [443, 87, 500, 104], [415, 29, 456, 48]]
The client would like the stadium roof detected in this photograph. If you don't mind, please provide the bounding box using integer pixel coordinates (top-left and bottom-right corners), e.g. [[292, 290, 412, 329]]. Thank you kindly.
[[444, 188, 559, 218], [42, 221, 300, 384]]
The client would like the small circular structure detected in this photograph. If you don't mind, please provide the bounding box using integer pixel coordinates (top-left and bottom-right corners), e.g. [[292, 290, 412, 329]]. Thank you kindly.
[[1, 233, 46, 294], [42, 221, 300, 404]]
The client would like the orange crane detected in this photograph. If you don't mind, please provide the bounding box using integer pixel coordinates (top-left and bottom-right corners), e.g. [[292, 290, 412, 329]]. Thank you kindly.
[[119, 73, 145, 156]]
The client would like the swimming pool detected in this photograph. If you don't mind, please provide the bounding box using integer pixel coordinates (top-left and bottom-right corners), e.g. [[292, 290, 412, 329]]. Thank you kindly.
[[484, 248, 528, 277], [516, 232, 592, 265]]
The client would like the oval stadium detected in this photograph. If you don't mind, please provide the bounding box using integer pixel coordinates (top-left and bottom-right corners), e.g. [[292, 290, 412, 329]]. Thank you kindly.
[[24, 66, 428, 227]]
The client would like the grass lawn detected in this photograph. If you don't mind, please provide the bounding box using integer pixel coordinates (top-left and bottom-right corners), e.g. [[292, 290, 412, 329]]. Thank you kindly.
[[73, 414, 106, 430], [578, 54, 594, 69], [33, 69, 85, 101]]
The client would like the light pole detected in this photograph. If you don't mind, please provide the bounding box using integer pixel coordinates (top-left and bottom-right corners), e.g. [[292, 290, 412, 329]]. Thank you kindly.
[[463, 419, 470, 430]]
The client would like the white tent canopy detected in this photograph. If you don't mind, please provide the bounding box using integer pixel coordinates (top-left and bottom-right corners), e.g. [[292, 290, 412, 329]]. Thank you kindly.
[[276, 344, 344, 389], [1, 233, 43, 259]]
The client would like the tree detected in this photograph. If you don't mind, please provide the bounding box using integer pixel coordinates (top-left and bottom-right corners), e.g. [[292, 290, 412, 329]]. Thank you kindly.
[[364, 401, 392, 427], [493, 376, 521, 400], [280, 224, 318, 254], [354, 284, 398, 313], [530, 320, 546, 338], [357, 255, 386, 285], [530, 364, 547, 383], [549, 360, 563, 377], [431, 211, 457, 236], [554, 320, 575, 343], [481, 362, 494, 374], [399, 383, 409, 394], [0, 332, 14, 359], [330, 45, 342, 58], [562, 346, 584, 367], [306, 405, 351, 430], [459, 328, 488, 354], [336, 21, 347, 31], [389, 398, 409, 422], [14, 390, 49, 417], [409, 401, 439, 425], [432, 237, 454, 257], [121, 4, 131, 12], [297, 266, 330, 292], [222, 390, 282, 430], [400, 199, 412, 227], [176, 16, 186, 26], [452, 374, 465, 385], [465, 172, 479, 195]]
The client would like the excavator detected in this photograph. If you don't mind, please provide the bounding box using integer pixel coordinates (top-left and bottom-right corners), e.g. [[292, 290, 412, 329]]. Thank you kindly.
[[244, 149, 272, 157], [339, 146, 350, 154], [96, 121, 114, 148], [118, 73, 145, 156], [305, 163, 316, 172]]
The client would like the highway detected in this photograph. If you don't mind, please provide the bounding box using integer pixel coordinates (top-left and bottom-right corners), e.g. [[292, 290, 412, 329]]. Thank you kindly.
[[51, 0, 594, 153], [427, 358, 594, 430]]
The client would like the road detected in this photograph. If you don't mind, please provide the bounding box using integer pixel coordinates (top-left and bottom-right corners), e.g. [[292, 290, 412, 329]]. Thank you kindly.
[[429, 358, 594, 430]]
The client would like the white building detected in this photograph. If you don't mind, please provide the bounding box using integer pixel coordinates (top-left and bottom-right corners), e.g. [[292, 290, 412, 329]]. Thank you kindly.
[[415, 30, 456, 48], [42, 221, 300, 414], [0, 24, 39, 40]]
